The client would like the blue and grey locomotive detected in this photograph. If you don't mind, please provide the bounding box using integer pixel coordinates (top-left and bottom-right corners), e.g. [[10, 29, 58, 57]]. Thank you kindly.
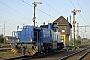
[[11, 23, 64, 55]]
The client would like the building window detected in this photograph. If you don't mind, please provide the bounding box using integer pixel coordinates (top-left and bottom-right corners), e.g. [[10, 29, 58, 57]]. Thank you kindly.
[[62, 30, 65, 33]]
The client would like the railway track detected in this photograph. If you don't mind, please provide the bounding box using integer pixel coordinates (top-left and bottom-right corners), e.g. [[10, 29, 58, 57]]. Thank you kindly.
[[0, 48, 11, 55], [60, 47, 90, 60], [30, 45, 90, 60], [4, 55, 33, 60], [0, 48, 11, 52], [4, 50, 65, 60], [3, 45, 90, 60]]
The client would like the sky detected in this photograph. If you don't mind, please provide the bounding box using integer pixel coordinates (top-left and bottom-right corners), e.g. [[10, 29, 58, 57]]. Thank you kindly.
[[0, 0, 90, 38]]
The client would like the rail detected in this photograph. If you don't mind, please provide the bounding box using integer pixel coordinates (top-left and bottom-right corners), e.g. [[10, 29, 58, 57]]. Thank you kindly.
[[78, 49, 90, 60], [60, 47, 89, 60], [0, 48, 11, 51], [4, 50, 65, 60]]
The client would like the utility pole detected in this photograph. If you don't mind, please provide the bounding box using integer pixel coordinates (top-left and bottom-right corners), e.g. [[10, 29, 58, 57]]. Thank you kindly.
[[77, 23, 79, 40], [32, 2, 42, 26], [4, 21, 7, 44], [86, 35, 88, 44], [70, 15, 72, 45], [71, 9, 81, 48]]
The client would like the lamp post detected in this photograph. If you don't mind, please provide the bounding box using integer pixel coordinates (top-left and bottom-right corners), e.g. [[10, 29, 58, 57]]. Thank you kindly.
[[71, 9, 81, 48]]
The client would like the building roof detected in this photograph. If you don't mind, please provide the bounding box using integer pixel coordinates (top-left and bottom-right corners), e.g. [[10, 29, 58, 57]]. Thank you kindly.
[[53, 16, 72, 28], [53, 16, 68, 24]]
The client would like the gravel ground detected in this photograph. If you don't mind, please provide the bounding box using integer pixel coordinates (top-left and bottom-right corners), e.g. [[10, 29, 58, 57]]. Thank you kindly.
[[31, 48, 84, 60], [82, 52, 90, 60], [1, 45, 88, 60], [66, 49, 89, 60]]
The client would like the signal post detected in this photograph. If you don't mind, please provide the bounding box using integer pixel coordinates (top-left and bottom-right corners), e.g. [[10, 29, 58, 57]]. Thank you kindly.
[[32, 2, 42, 26], [71, 9, 81, 48]]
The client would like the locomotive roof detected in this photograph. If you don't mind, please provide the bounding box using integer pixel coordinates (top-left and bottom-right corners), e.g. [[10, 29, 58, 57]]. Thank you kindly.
[[40, 25, 48, 28]]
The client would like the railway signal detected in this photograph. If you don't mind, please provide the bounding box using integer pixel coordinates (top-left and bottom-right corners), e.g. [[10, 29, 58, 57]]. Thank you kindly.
[[32, 2, 42, 26], [71, 9, 81, 48]]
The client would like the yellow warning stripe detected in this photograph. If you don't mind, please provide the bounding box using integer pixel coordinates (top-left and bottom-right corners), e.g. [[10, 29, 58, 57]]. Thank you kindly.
[[29, 46, 38, 55], [11, 48, 18, 54]]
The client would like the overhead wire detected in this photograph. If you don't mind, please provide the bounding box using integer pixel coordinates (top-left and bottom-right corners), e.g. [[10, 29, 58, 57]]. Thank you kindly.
[[0, 8, 26, 19], [77, 0, 90, 37], [21, 0, 56, 19], [76, 0, 89, 25], [0, 0, 55, 35], [0, 0, 32, 28], [77, 0, 86, 17], [69, 0, 77, 9], [0, 0, 31, 20], [69, 0, 88, 24], [78, 13, 88, 24], [69, 0, 89, 37], [42, 0, 62, 15], [0, 16, 27, 35], [0, 16, 26, 27]]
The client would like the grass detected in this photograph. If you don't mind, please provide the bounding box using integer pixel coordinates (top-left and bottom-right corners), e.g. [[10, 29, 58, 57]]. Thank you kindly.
[[0, 43, 21, 59], [0, 50, 13, 58]]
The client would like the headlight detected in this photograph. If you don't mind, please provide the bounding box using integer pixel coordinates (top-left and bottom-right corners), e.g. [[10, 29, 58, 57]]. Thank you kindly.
[[30, 37, 32, 42]]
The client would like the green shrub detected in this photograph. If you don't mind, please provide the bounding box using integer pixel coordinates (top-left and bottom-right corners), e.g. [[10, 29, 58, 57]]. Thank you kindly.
[[0, 36, 4, 43], [75, 40, 81, 47]]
